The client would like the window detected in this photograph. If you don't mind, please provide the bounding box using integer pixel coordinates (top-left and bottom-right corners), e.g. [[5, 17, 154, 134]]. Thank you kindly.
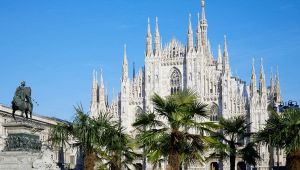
[[170, 68, 181, 94], [210, 104, 219, 121]]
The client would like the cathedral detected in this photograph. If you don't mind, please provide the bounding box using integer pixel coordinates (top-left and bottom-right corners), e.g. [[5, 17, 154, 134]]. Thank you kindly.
[[90, 0, 284, 169]]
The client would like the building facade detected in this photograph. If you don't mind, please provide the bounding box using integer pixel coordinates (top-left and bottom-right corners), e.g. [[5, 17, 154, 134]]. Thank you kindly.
[[0, 104, 80, 169], [90, 0, 284, 169]]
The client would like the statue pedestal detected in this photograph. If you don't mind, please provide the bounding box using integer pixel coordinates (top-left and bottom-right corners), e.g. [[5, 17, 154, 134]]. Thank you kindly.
[[0, 151, 40, 170], [0, 121, 59, 170], [3, 121, 44, 134], [3, 121, 43, 152]]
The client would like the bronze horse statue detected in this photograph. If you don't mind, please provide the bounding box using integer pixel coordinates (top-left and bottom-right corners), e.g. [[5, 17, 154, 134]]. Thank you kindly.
[[12, 85, 33, 120]]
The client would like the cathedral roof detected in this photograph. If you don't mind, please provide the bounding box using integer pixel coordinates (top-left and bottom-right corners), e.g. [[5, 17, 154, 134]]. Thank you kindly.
[[162, 38, 185, 58]]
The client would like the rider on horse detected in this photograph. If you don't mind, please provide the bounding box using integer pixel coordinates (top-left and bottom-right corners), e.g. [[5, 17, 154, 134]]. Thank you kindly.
[[12, 81, 33, 119]]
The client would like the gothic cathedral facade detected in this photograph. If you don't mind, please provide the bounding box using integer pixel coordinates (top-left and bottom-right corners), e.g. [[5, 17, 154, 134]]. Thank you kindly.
[[90, 1, 283, 169]]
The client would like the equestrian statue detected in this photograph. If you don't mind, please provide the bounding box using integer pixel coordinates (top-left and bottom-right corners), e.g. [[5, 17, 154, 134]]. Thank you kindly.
[[12, 81, 33, 120]]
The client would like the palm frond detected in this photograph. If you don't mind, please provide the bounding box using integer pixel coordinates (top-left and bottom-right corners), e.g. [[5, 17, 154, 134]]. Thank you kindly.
[[49, 122, 73, 147], [239, 142, 260, 166], [133, 89, 217, 169], [132, 111, 165, 129]]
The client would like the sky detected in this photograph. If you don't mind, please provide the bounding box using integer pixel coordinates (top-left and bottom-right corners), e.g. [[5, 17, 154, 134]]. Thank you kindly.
[[0, 0, 299, 121]]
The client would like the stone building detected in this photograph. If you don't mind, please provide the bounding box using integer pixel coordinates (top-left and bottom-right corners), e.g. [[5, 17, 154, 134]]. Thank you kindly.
[[90, 0, 284, 169], [0, 104, 80, 170]]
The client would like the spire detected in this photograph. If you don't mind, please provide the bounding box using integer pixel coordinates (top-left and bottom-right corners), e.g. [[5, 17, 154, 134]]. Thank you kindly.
[[200, 0, 208, 46], [187, 14, 194, 51], [217, 44, 222, 64], [259, 58, 266, 96], [276, 66, 280, 87], [259, 58, 265, 80], [147, 17, 151, 36], [197, 12, 201, 33], [155, 17, 160, 37], [201, 0, 206, 21], [223, 35, 228, 58], [222, 35, 230, 72], [90, 70, 99, 118], [270, 67, 274, 95], [250, 58, 257, 97], [105, 88, 109, 107], [154, 17, 161, 55], [122, 44, 128, 82], [196, 12, 202, 51], [91, 69, 98, 105], [146, 17, 153, 57], [100, 68, 104, 88], [274, 66, 281, 102], [98, 68, 106, 113], [123, 44, 127, 64], [188, 14, 193, 34], [133, 62, 136, 79]]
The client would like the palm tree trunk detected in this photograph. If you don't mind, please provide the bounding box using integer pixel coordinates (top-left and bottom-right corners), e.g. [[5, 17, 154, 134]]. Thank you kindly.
[[110, 155, 121, 170], [167, 151, 180, 170], [230, 154, 236, 170], [286, 150, 300, 170], [167, 130, 180, 170], [84, 151, 96, 170], [268, 145, 274, 170], [58, 143, 65, 169], [230, 143, 236, 170]]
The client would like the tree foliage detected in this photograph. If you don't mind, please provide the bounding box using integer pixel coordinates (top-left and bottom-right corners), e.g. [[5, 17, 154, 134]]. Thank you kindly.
[[209, 116, 260, 170], [133, 89, 218, 170], [256, 108, 300, 170], [49, 105, 139, 170]]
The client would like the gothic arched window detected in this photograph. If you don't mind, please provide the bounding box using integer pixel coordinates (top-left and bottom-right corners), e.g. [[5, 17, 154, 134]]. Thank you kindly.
[[210, 103, 219, 121], [170, 68, 182, 94]]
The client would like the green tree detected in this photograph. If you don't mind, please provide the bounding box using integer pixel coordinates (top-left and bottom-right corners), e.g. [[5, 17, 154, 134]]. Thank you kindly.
[[49, 106, 100, 170], [209, 116, 259, 170], [256, 108, 300, 170], [96, 116, 141, 170], [48, 121, 73, 169], [132, 89, 218, 170], [49, 106, 139, 170], [72, 106, 100, 170]]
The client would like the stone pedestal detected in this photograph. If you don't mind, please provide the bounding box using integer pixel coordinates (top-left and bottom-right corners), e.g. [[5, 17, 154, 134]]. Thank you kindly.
[[0, 121, 59, 170], [0, 151, 39, 170], [3, 121, 43, 152], [3, 121, 44, 134]]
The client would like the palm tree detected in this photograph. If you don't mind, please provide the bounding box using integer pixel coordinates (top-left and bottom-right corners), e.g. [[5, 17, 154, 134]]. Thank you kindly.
[[50, 105, 140, 170], [95, 114, 141, 170], [49, 106, 101, 170], [48, 121, 73, 169], [72, 106, 101, 170], [132, 89, 218, 170], [209, 116, 259, 170], [256, 108, 300, 170]]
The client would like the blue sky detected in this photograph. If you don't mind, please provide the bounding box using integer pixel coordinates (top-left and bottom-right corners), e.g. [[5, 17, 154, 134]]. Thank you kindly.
[[0, 0, 299, 120]]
